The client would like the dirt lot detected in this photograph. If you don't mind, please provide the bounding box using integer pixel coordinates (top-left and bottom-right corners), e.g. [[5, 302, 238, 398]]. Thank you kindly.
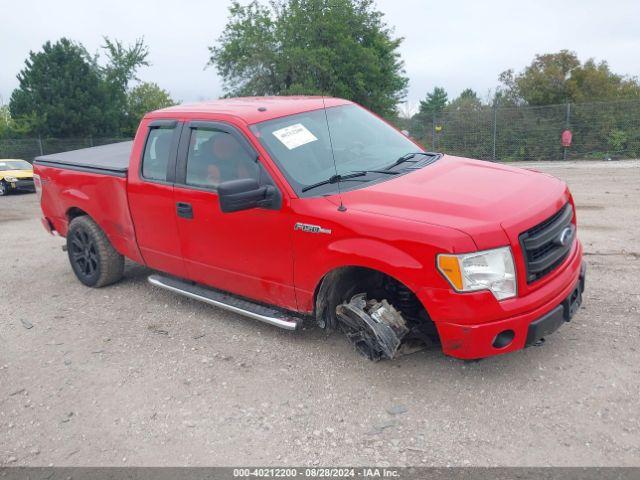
[[1, 160, 639, 467]]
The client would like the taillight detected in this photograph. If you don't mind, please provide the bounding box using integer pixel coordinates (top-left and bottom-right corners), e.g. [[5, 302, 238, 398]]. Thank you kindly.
[[33, 174, 42, 200]]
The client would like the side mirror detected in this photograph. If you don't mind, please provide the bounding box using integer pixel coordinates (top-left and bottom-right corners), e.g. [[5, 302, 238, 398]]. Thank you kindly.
[[218, 178, 276, 213]]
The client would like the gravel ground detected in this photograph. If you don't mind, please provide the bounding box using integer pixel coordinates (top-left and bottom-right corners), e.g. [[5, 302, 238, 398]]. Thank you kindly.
[[0, 160, 639, 467]]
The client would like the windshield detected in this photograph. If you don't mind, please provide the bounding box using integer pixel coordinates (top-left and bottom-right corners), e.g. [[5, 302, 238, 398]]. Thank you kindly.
[[0, 160, 32, 171], [250, 104, 424, 196]]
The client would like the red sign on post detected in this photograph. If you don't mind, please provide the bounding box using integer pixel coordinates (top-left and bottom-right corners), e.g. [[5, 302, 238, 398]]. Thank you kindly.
[[562, 129, 572, 147]]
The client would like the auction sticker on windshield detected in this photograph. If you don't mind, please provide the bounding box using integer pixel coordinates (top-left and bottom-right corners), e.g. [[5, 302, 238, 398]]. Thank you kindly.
[[272, 123, 318, 150]]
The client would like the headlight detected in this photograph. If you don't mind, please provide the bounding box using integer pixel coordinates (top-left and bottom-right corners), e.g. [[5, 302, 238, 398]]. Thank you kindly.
[[437, 246, 517, 300], [4, 176, 17, 182]]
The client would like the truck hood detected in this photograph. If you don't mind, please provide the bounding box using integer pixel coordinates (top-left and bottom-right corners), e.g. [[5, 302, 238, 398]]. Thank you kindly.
[[339, 155, 568, 250]]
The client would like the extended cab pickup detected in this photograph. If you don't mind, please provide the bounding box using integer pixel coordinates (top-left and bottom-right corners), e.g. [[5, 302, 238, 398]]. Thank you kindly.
[[33, 97, 585, 360]]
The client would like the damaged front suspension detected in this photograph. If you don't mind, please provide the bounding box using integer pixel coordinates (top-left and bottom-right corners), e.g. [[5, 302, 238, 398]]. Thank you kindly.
[[335, 293, 409, 361]]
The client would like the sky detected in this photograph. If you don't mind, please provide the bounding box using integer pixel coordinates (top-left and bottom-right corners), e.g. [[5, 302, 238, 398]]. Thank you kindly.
[[1, 0, 639, 112]]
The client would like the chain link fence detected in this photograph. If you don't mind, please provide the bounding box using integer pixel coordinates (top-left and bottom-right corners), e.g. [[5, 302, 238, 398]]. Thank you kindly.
[[0, 137, 131, 162], [410, 98, 640, 161], [2, 99, 640, 162]]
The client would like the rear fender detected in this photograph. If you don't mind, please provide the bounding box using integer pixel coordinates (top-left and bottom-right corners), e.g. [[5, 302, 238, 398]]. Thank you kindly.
[[33, 164, 143, 264], [58, 192, 144, 264]]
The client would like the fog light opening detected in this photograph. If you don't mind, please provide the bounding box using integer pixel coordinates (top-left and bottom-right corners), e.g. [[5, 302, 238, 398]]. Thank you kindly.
[[492, 329, 515, 349]]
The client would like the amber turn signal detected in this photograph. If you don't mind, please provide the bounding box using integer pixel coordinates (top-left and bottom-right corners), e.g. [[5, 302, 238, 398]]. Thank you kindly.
[[437, 254, 463, 291]]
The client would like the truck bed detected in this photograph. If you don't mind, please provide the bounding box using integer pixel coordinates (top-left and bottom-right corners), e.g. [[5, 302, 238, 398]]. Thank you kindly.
[[33, 141, 144, 265], [34, 141, 133, 177]]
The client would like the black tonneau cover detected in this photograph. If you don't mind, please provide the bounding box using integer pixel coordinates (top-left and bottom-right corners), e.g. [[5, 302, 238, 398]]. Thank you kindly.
[[34, 141, 133, 177]]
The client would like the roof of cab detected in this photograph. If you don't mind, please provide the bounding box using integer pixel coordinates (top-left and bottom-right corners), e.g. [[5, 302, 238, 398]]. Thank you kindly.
[[148, 96, 352, 124]]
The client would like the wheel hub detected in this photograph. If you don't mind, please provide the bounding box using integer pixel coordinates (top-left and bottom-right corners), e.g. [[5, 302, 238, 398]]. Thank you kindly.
[[70, 228, 98, 277]]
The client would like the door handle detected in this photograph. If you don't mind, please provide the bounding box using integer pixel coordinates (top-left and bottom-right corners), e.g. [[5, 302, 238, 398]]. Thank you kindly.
[[176, 202, 194, 219]]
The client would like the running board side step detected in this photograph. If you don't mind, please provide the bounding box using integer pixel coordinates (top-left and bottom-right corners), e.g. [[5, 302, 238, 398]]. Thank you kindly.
[[148, 274, 301, 330]]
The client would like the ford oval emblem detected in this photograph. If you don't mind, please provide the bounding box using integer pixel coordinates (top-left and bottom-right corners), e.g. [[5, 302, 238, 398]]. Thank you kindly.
[[557, 226, 573, 246]]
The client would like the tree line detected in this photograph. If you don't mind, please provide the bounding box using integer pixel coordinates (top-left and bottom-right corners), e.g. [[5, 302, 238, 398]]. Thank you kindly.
[[406, 51, 640, 160], [413, 49, 640, 120], [1, 37, 175, 139]]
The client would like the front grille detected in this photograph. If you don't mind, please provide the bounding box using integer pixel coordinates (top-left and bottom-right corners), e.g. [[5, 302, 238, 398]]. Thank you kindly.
[[520, 203, 574, 283], [15, 179, 35, 188]]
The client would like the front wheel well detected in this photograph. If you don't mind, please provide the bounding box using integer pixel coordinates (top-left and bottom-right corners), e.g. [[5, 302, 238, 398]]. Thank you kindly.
[[313, 266, 437, 340]]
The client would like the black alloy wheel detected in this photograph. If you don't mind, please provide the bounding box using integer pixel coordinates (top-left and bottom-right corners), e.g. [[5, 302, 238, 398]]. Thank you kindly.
[[69, 225, 100, 284]]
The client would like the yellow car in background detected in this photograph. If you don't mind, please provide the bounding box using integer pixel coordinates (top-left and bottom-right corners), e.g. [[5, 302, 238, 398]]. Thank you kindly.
[[0, 159, 35, 196]]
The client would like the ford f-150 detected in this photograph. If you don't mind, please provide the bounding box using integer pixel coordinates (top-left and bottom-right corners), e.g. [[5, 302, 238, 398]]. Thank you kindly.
[[33, 96, 585, 360]]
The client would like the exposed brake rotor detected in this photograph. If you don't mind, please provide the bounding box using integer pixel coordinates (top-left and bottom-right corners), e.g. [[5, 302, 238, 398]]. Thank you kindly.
[[336, 293, 409, 361]]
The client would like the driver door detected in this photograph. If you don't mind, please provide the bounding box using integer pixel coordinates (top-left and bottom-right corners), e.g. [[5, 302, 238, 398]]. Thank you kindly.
[[172, 121, 297, 310]]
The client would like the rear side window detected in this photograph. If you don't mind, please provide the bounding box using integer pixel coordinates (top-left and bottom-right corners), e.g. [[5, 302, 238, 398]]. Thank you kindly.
[[142, 127, 175, 181]]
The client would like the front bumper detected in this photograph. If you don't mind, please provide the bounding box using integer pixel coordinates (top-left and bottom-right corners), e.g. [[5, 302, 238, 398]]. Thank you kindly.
[[432, 260, 586, 360], [8, 178, 35, 191], [524, 262, 585, 347]]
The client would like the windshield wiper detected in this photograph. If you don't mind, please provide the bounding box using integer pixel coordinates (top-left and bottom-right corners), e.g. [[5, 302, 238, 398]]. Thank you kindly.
[[301, 170, 399, 193], [350, 169, 400, 175], [301, 172, 367, 193], [384, 152, 435, 170]]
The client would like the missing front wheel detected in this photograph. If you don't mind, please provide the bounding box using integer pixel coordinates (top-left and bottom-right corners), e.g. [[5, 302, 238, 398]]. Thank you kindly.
[[336, 293, 410, 361]]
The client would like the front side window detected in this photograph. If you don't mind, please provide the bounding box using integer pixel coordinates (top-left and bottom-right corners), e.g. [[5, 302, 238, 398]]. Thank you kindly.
[[141, 127, 175, 181], [250, 104, 425, 196], [185, 128, 258, 189]]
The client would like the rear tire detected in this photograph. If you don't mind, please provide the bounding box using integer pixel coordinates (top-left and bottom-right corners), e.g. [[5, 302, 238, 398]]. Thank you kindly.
[[67, 216, 124, 287], [0, 181, 8, 196]]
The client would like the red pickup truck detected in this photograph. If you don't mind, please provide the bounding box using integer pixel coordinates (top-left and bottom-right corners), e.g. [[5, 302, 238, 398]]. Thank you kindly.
[[33, 96, 585, 360]]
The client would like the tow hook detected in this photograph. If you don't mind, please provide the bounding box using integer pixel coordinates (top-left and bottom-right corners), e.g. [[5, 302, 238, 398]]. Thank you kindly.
[[336, 293, 409, 361]]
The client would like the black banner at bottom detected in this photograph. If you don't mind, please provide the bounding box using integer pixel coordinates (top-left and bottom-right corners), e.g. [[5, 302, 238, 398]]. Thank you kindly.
[[1, 467, 640, 480]]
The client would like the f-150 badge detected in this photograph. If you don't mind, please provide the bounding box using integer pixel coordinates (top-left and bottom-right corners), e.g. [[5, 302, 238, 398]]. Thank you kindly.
[[294, 222, 332, 235]]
